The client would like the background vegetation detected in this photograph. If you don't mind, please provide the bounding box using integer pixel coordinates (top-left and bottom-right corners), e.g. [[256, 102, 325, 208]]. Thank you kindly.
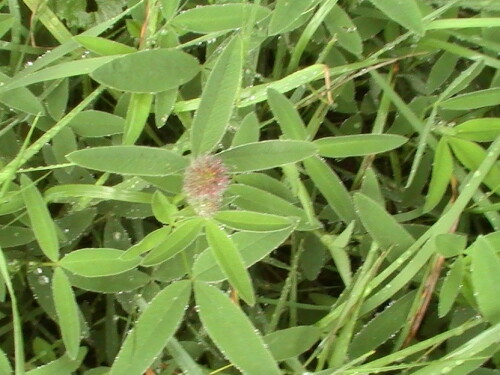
[[0, 0, 499, 374]]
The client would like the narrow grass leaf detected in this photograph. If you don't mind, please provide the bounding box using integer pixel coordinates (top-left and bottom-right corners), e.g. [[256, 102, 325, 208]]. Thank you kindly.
[[91, 49, 199, 92], [20, 175, 59, 262], [204, 219, 255, 305], [470, 237, 500, 324], [59, 249, 141, 278], [172, 4, 270, 33], [438, 257, 464, 318], [67, 146, 187, 176], [424, 138, 453, 212], [52, 268, 80, 359], [194, 282, 280, 374], [109, 280, 191, 375], [303, 157, 356, 224], [368, 0, 423, 35], [354, 193, 415, 259], [218, 140, 317, 172], [165, 338, 205, 375], [267, 88, 307, 140], [440, 88, 500, 110], [142, 218, 204, 266], [194, 226, 294, 281], [74, 36, 136, 55], [214, 210, 292, 232], [453, 118, 500, 142], [264, 326, 321, 361], [349, 291, 416, 359], [0, 247, 24, 374], [315, 134, 408, 158], [191, 36, 242, 156]]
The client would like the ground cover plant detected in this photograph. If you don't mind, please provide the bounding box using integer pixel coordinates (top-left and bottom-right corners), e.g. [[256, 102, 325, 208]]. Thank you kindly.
[[0, 0, 499, 374]]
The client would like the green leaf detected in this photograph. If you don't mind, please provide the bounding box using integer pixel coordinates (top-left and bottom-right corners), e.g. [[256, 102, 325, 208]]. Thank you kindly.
[[427, 52, 459, 93], [52, 268, 80, 360], [268, 0, 317, 35], [191, 36, 243, 156], [123, 92, 154, 145], [59, 249, 141, 278], [151, 191, 178, 225], [314, 134, 408, 158], [20, 175, 59, 262], [438, 257, 464, 318], [435, 233, 467, 258], [227, 184, 318, 231], [194, 282, 280, 375], [218, 140, 317, 172], [44, 185, 152, 204], [142, 219, 205, 266], [231, 112, 260, 147], [324, 5, 363, 55], [214, 210, 293, 232], [368, 0, 423, 35], [0, 348, 12, 375], [109, 280, 191, 375], [448, 137, 500, 192], [74, 36, 136, 55], [470, 237, 500, 324], [193, 226, 294, 282], [0, 71, 45, 115], [67, 269, 149, 294], [0, 226, 34, 248], [440, 88, 500, 110], [204, 220, 255, 305], [90, 49, 200, 92], [172, 4, 270, 33], [349, 291, 416, 358], [303, 157, 356, 224], [67, 146, 187, 176], [264, 326, 321, 361], [424, 138, 453, 212], [453, 118, 500, 142], [267, 88, 307, 140], [26, 348, 87, 375], [155, 89, 177, 128], [61, 89, 101, 119], [354, 193, 415, 260]]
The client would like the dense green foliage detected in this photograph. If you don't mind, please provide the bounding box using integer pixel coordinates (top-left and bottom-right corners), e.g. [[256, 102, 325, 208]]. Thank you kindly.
[[0, 0, 499, 374]]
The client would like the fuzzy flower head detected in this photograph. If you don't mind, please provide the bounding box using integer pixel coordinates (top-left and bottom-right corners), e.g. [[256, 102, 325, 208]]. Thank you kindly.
[[183, 155, 230, 217]]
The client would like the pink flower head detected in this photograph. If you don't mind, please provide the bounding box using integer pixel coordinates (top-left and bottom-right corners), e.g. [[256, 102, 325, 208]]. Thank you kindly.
[[183, 155, 230, 217]]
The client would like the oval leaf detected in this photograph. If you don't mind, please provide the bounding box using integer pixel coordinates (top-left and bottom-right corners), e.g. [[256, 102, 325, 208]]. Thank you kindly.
[[368, 0, 423, 35], [440, 88, 500, 110], [59, 249, 141, 278], [454, 118, 500, 142], [191, 36, 243, 156], [68, 110, 125, 137], [142, 219, 204, 266], [52, 268, 81, 360], [91, 49, 200, 93], [264, 326, 321, 361], [21, 175, 59, 262], [194, 227, 294, 282], [218, 140, 318, 172], [470, 237, 500, 324], [67, 146, 187, 176], [204, 220, 255, 305], [194, 282, 280, 375], [314, 134, 408, 158], [109, 280, 191, 375], [214, 210, 293, 232], [66, 270, 150, 294], [172, 4, 270, 33]]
